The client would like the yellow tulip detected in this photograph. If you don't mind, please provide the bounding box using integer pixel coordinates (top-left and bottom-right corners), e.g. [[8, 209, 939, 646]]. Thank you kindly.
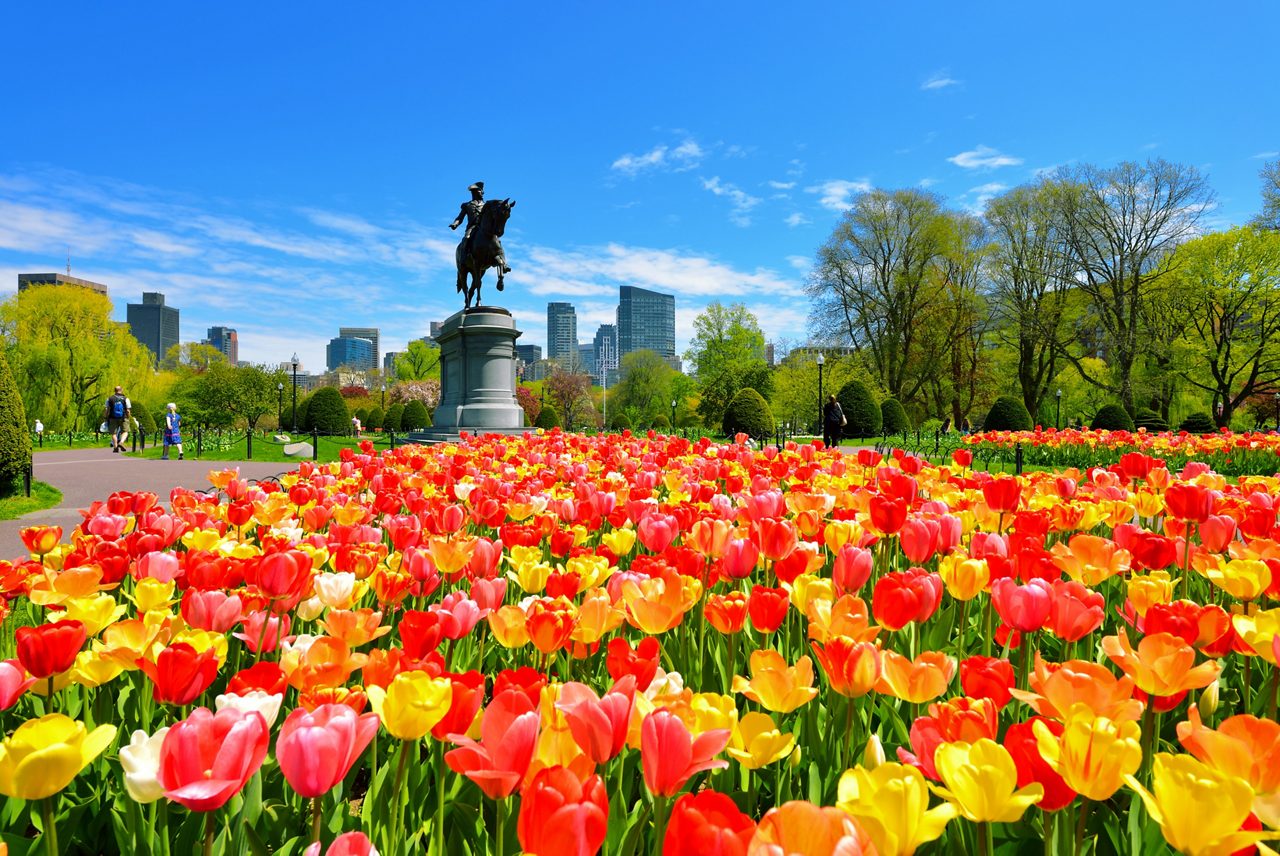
[[789, 574, 835, 614], [132, 578, 178, 614], [564, 554, 613, 591], [1126, 571, 1176, 616], [62, 594, 127, 636], [71, 651, 126, 688], [487, 605, 531, 649], [1034, 704, 1141, 800], [1207, 560, 1272, 602], [1125, 754, 1275, 856], [366, 671, 453, 740], [727, 712, 795, 770], [690, 692, 738, 734], [507, 558, 553, 594], [931, 739, 1043, 823], [1232, 608, 1280, 664], [837, 762, 956, 856], [0, 714, 117, 800], [600, 527, 636, 557], [938, 555, 989, 601], [731, 650, 818, 713]]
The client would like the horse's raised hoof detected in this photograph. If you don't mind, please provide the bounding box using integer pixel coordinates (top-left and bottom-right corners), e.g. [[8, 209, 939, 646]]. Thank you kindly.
[[497, 281, 504, 292]]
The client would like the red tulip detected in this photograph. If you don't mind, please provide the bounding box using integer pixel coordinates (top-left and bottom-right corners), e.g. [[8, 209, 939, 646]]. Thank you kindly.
[[868, 496, 907, 535], [990, 577, 1053, 633], [431, 592, 483, 640], [982, 476, 1022, 514], [556, 676, 636, 764], [757, 518, 798, 562], [899, 518, 940, 564], [181, 589, 244, 633], [832, 544, 874, 596], [1198, 515, 1237, 552], [252, 549, 313, 600], [641, 709, 729, 796], [517, 766, 609, 856], [225, 661, 288, 697], [605, 637, 660, 692], [139, 643, 220, 705], [721, 538, 760, 580], [303, 831, 378, 856], [872, 568, 943, 631], [399, 609, 444, 660], [157, 707, 270, 812], [1165, 482, 1213, 522], [492, 666, 548, 708], [959, 656, 1015, 708], [664, 791, 756, 856], [748, 585, 789, 634], [275, 703, 379, 797], [0, 659, 38, 710], [16, 619, 85, 679], [432, 670, 487, 741], [445, 691, 541, 799], [1046, 580, 1104, 642], [705, 592, 749, 635], [1003, 717, 1076, 811], [952, 448, 973, 468]]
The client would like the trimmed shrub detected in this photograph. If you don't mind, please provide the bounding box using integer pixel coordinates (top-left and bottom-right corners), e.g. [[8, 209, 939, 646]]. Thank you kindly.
[[982, 395, 1034, 432], [383, 403, 405, 432], [354, 408, 370, 426], [0, 349, 31, 496], [836, 380, 881, 438], [132, 402, 157, 435], [650, 414, 671, 432], [722, 387, 774, 441], [1179, 412, 1217, 434], [1133, 408, 1169, 432], [402, 400, 431, 431], [881, 397, 910, 435], [305, 387, 350, 434], [367, 407, 385, 431], [609, 412, 632, 431], [1091, 403, 1135, 431], [283, 395, 311, 432], [536, 405, 561, 429]]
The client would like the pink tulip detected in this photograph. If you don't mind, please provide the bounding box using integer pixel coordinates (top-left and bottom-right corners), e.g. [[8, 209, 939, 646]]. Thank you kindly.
[[470, 577, 507, 616], [832, 544, 873, 596], [0, 659, 38, 710], [233, 611, 291, 653], [637, 513, 680, 553], [276, 704, 380, 798], [641, 709, 729, 797], [137, 551, 182, 583], [431, 592, 482, 640], [555, 676, 636, 764], [182, 590, 244, 633], [157, 707, 269, 812], [990, 577, 1053, 633], [721, 537, 760, 580], [303, 832, 379, 856], [85, 513, 129, 541]]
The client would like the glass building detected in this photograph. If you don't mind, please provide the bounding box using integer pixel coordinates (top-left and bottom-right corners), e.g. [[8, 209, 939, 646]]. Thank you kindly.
[[617, 285, 676, 367], [326, 336, 375, 372], [546, 302, 578, 367], [127, 292, 180, 366]]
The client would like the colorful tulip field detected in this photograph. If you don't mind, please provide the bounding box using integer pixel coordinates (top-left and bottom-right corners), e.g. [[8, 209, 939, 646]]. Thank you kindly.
[[2, 431, 1280, 855]]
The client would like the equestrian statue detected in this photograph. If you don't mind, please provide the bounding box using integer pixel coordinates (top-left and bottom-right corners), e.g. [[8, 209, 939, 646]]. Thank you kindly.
[[450, 181, 515, 309]]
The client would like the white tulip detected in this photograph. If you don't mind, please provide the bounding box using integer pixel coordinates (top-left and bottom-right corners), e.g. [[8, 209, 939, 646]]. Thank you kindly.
[[119, 727, 170, 803]]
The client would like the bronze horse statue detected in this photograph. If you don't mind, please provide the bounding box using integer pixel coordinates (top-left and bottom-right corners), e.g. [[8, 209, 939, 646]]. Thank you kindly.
[[456, 198, 515, 309]]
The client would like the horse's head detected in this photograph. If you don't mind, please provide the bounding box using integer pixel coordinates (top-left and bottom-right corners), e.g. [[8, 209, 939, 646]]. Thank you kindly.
[[481, 198, 515, 236]]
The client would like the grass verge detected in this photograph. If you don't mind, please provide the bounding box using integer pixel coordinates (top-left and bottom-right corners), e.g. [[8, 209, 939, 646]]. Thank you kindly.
[[124, 433, 404, 464], [0, 481, 64, 521]]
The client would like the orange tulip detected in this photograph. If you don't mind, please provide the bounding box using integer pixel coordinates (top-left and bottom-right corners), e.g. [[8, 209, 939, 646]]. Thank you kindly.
[[705, 592, 749, 635], [20, 526, 62, 557], [810, 637, 881, 698], [281, 637, 368, 692], [686, 518, 734, 559], [1034, 704, 1142, 801], [526, 597, 578, 655], [806, 595, 879, 645], [1101, 628, 1221, 699], [319, 608, 391, 647], [622, 568, 687, 635], [1177, 707, 1280, 828], [426, 535, 477, 577], [732, 650, 818, 714], [875, 651, 956, 705], [569, 588, 624, 647], [1010, 655, 1144, 722], [488, 605, 532, 649], [748, 801, 874, 855], [1051, 535, 1132, 586]]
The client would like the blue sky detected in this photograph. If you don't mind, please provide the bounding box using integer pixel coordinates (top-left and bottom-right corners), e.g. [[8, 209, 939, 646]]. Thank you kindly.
[[2, 2, 1277, 372]]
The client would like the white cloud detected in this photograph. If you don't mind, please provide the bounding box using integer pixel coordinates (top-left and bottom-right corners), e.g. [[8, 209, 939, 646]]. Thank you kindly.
[[701, 177, 762, 227], [785, 212, 810, 227], [786, 255, 810, 271], [611, 138, 704, 176], [947, 145, 1024, 170], [1253, 151, 1280, 159], [918, 177, 940, 188], [922, 71, 960, 90], [768, 180, 796, 190], [804, 179, 872, 211]]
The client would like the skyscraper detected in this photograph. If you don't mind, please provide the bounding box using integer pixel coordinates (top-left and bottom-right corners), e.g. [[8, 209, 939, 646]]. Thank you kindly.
[[204, 326, 239, 364], [593, 324, 618, 384], [126, 292, 180, 365], [547, 302, 578, 367], [616, 286, 676, 368], [339, 327, 380, 370], [327, 336, 376, 372]]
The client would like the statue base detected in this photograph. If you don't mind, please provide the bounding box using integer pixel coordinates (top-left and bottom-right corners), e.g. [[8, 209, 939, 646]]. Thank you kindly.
[[408, 306, 526, 443]]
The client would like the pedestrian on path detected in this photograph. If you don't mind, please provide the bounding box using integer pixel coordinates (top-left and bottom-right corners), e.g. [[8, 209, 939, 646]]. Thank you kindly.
[[823, 394, 845, 448], [105, 386, 131, 453], [162, 403, 184, 460]]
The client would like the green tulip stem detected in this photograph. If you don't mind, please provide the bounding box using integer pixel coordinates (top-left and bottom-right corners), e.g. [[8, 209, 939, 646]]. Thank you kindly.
[[310, 795, 323, 845], [978, 820, 993, 856], [436, 741, 446, 856], [391, 740, 411, 856], [650, 794, 670, 856], [201, 811, 215, 856], [495, 796, 506, 856], [41, 797, 59, 856], [45, 676, 54, 715]]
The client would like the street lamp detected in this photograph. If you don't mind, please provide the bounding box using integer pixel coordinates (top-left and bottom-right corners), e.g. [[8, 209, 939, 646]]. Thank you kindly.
[[291, 353, 299, 432], [816, 352, 825, 435], [671, 398, 677, 429], [277, 382, 283, 429], [1055, 388, 1062, 430], [381, 383, 386, 411]]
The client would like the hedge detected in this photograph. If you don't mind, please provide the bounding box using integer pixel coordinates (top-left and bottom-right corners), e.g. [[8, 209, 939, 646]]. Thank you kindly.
[[383, 403, 405, 432], [881, 397, 910, 435], [402, 400, 431, 431], [0, 349, 31, 496], [1091, 403, 1135, 431], [836, 381, 881, 438], [536, 406, 561, 429], [1179, 412, 1217, 434], [722, 387, 774, 441], [305, 387, 350, 434], [982, 395, 1033, 432]]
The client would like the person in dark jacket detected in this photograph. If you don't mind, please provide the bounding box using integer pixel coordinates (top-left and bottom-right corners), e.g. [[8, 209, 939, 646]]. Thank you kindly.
[[822, 394, 845, 448]]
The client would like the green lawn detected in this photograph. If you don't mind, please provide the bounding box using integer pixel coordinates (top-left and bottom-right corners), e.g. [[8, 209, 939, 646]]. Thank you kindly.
[[124, 433, 408, 464], [0, 481, 63, 520]]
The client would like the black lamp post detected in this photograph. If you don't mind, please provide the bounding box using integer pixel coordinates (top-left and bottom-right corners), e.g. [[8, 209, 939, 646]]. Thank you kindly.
[[381, 383, 386, 411], [276, 382, 283, 429], [816, 352, 825, 434], [1055, 388, 1062, 430], [291, 353, 299, 432], [671, 398, 677, 428]]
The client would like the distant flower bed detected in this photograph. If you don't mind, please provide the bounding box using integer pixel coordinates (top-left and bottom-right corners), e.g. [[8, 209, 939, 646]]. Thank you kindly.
[[0, 430, 1277, 855]]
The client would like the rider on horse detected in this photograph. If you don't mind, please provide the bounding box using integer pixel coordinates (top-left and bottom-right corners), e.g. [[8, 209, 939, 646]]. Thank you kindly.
[[450, 182, 512, 276]]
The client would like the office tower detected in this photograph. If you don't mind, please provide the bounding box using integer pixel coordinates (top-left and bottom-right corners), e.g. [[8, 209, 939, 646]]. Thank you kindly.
[[616, 285, 676, 368], [383, 351, 402, 374], [339, 327, 379, 369], [546, 302, 577, 366], [204, 326, 239, 364], [327, 336, 376, 372], [593, 324, 618, 384], [578, 343, 596, 380], [515, 344, 543, 367], [765, 342, 775, 367], [126, 292, 180, 365], [429, 321, 444, 342], [18, 272, 109, 296]]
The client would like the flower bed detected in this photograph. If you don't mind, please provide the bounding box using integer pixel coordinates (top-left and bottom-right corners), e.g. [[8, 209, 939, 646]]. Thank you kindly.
[[0, 432, 1277, 855]]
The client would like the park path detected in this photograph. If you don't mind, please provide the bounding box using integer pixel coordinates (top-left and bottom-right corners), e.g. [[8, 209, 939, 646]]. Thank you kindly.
[[0, 447, 289, 560]]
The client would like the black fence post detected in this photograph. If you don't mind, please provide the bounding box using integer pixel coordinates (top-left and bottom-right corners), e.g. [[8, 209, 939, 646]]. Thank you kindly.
[[1015, 443, 1024, 475], [197, 427, 203, 458], [68, 430, 73, 448], [934, 429, 940, 456], [313, 429, 319, 461], [247, 429, 253, 460], [24, 460, 32, 498], [389, 431, 395, 451]]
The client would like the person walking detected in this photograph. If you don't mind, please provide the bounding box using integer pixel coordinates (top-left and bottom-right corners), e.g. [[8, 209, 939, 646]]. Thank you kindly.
[[104, 386, 131, 453], [162, 403, 184, 460], [822, 394, 845, 448]]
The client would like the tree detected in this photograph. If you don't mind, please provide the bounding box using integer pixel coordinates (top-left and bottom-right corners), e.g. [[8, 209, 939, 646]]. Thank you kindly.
[[928, 211, 995, 424], [535, 405, 561, 429], [1171, 227, 1280, 426], [306, 387, 350, 434], [1052, 159, 1214, 414], [0, 348, 32, 496], [611, 350, 676, 425], [161, 342, 227, 373], [986, 182, 1074, 418], [1091, 403, 1135, 431], [982, 396, 1033, 431], [836, 380, 881, 438], [402, 400, 431, 431], [807, 188, 949, 401], [390, 380, 441, 409], [686, 303, 772, 427], [367, 406, 385, 430], [545, 369, 593, 431], [0, 285, 159, 431], [721, 388, 774, 441], [383, 403, 404, 432], [191, 363, 290, 434], [1254, 159, 1280, 232], [394, 340, 441, 381]]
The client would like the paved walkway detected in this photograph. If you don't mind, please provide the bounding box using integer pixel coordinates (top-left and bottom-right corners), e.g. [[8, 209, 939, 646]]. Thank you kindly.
[[0, 448, 290, 560]]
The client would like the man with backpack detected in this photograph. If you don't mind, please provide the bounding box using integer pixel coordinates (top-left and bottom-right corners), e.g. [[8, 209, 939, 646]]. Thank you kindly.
[[104, 386, 131, 453]]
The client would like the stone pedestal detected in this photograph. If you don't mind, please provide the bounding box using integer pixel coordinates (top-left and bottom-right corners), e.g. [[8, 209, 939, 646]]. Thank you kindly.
[[412, 307, 526, 441]]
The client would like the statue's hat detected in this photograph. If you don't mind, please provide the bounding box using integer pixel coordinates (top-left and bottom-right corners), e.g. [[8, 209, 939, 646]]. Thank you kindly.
[[468, 181, 484, 192]]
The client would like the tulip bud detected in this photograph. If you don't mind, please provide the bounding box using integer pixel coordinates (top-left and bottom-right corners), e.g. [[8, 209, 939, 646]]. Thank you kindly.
[[787, 742, 803, 769], [1197, 679, 1219, 722], [862, 733, 885, 770]]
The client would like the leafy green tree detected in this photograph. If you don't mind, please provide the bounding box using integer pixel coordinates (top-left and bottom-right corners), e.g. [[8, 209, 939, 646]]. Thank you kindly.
[[1179, 412, 1217, 434], [161, 342, 227, 373], [394, 340, 442, 381], [283, 394, 311, 433], [367, 406, 385, 430], [402, 400, 430, 431], [535, 405, 561, 429], [545, 369, 593, 431], [686, 302, 772, 427], [721, 388, 774, 441], [133, 401, 157, 436], [611, 350, 676, 424], [1254, 159, 1280, 232], [0, 348, 32, 496], [837, 380, 881, 438], [191, 363, 289, 434], [305, 387, 350, 434], [383, 403, 405, 432]]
